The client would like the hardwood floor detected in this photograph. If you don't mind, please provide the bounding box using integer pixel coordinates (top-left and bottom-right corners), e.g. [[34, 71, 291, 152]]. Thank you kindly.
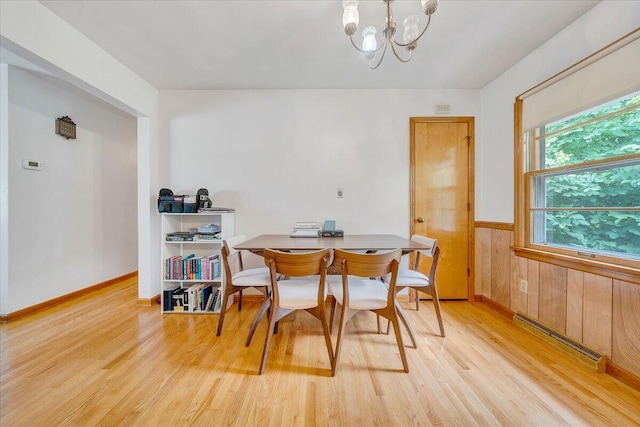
[[2, 278, 639, 426]]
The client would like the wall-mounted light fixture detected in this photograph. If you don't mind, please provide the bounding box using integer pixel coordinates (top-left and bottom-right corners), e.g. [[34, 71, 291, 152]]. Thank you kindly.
[[55, 116, 76, 139]]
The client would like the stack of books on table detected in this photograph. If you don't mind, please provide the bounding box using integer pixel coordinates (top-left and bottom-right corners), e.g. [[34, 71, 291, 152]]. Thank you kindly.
[[290, 222, 321, 238]]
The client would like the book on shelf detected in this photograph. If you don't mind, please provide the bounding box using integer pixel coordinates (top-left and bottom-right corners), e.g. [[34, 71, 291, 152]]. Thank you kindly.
[[213, 288, 223, 312], [182, 254, 195, 280], [210, 255, 220, 279], [200, 284, 213, 311], [166, 232, 197, 241], [194, 233, 221, 241], [171, 288, 186, 311], [205, 292, 215, 311], [198, 206, 235, 212], [209, 288, 221, 312], [163, 286, 179, 311], [189, 284, 205, 312]]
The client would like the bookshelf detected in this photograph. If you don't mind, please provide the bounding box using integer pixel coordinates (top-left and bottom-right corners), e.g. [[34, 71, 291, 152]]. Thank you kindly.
[[161, 212, 235, 314]]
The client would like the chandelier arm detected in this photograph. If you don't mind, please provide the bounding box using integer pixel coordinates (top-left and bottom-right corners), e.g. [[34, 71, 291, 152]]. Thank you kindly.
[[350, 34, 386, 55], [390, 38, 413, 63], [392, 14, 432, 48], [368, 39, 389, 70]]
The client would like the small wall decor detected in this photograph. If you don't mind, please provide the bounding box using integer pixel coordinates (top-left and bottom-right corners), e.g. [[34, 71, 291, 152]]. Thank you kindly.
[[55, 116, 76, 139]]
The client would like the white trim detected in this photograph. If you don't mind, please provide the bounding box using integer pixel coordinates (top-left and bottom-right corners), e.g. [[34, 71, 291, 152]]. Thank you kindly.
[[0, 64, 9, 315]]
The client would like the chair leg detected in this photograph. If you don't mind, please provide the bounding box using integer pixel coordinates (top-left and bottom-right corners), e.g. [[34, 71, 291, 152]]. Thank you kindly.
[[308, 306, 335, 373], [395, 301, 417, 349], [389, 315, 409, 373], [377, 316, 392, 335], [414, 288, 420, 311], [246, 296, 271, 347], [329, 298, 337, 333], [216, 288, 232, 336], [429, 286, 445, 337], [259, 307, 278, 375], [332, 304, 349, 376], [238, 289, 243, 311]]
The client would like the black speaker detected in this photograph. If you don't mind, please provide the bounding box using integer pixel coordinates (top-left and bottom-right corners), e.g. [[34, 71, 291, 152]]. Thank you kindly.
[[320, 230, 344, 237]]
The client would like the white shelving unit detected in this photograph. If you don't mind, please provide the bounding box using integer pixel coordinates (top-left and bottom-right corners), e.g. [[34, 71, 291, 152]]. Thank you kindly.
[[161, 212, 234, 314]]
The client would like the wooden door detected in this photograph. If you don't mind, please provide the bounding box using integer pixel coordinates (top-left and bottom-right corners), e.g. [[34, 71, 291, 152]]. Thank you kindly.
[[410, 117, 474, 300]]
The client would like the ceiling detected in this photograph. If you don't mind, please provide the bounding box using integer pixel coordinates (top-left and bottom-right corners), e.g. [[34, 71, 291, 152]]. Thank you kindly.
[[9, 1, 600, 91]]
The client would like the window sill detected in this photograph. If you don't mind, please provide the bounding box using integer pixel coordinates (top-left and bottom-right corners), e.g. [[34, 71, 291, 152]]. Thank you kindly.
[[512, 246, 640, 285]]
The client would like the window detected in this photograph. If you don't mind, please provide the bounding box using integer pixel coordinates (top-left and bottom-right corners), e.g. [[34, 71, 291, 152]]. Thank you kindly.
[[515, 30, 640, 276], [524, 91, 640, 264]]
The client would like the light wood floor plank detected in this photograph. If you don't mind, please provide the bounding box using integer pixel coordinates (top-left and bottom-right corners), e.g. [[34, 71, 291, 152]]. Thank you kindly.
[[2, 279, 640, 426]]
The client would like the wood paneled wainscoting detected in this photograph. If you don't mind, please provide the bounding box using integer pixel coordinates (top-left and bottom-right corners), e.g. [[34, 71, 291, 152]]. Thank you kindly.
[[475, 222, 640, 386]]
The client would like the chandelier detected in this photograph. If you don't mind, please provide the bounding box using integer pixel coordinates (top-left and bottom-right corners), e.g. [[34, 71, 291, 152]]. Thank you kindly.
[[342, 0, 439, 69]]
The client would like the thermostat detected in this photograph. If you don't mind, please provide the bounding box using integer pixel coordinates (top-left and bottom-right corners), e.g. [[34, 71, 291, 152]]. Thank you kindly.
[[22, 160, 43, 171]]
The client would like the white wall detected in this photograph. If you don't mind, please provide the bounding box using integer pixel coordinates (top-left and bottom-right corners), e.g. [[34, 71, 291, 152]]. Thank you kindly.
[[478, 1, 640, 223], [0, 0, 160, 304], [160, 89, 480, 267], [6, 67, 137, 312]]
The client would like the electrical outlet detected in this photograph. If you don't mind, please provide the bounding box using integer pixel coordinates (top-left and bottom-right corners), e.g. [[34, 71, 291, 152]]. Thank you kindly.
[[519, 279, 528, 294], [337, 188, 343, 199]]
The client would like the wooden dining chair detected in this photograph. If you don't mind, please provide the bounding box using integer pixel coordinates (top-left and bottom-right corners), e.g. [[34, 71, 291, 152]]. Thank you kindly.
[[216, 234, 271, 337], [329, 248, 408, 375], [259, 248, 334, 375], [387, 235, 445, 342]]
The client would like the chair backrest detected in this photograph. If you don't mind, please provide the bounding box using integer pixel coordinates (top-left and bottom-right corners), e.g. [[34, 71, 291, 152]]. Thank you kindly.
[[223, 234, 248, 258], [410, 234, 440, 284], [333, 248, 401, 278], [222, 234, 248, 277], [410, 234, 437, 257], [333, 249, 402, 309], [263, 248, 331, 278], [263, 248, 331, 306]]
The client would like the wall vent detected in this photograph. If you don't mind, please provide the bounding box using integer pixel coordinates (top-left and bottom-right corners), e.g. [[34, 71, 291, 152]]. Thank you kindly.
[[434, 104, 451, 114], [513, 312, 606, 372]]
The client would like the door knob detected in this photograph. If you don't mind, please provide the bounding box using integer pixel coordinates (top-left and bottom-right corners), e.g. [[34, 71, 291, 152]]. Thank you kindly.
[[417, 217, 424, 223]]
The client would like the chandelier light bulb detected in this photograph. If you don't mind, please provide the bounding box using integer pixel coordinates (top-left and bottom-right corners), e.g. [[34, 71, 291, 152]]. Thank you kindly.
[[361, 26, 378, 59], [342, 0, 359, 35], [421, 0, 439, 16], [403, 15, 420, 45]]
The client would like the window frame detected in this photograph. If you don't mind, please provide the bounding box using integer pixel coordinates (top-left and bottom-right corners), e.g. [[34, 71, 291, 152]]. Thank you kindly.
[[513, 29, 640, 285], [526, 146, 640, 267], [514, 102, 640, 285]]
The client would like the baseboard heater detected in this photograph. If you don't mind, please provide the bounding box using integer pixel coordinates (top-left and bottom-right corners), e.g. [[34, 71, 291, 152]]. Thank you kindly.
[[512, 312, 606, 372]]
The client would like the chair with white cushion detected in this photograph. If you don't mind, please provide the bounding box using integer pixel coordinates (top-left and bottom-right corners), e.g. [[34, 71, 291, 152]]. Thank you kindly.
[[329, 248, 408, 375], [216, 234, 271, 337], [392, 235, 445, 339], [259, 248, 334, 375]]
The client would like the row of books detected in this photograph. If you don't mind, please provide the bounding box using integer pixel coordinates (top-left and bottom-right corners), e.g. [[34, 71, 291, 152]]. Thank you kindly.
[[163, 284, 222, 312], [164, 254, 220, 280], [290, 221, 321, 238]]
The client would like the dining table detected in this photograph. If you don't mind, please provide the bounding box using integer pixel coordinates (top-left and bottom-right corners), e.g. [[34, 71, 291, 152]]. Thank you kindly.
[[233, 233, 431, 255], [234, 233, 430, 348]]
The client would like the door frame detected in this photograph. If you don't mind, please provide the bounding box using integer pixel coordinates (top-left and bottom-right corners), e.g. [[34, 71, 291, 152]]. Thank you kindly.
[[410, 116, 476, 301]]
